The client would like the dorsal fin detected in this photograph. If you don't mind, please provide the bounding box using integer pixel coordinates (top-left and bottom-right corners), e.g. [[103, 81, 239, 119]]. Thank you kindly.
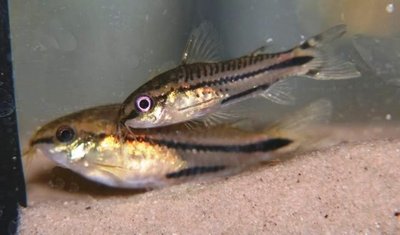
[[250, 37, 275, 56], [181, 21, 222, 64], [250, 45, 269, 56]]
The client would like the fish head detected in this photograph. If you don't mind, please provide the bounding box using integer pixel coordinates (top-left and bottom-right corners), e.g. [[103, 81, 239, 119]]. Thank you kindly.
[[120, 79, 219, 129], [28, 106, 111, 165], [119, 89, 168, 129], [26, 105, 134, 187], [119, 71, 184, 129]]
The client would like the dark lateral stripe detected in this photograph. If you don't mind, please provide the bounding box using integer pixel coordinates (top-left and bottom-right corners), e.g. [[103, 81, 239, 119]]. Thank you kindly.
[[221, 83, 271, 105], [123, 110, 139, 122], [165, 165, 226, 178], [137, 137, 292, 153], [181, 56, 314, 91], [30, 137, 53, 145], [31, 131, 109, 146], [266, 56, 313, 71]]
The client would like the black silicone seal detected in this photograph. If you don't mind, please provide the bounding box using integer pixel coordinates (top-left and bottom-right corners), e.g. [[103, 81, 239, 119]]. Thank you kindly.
[[0, 1, 27, 234]]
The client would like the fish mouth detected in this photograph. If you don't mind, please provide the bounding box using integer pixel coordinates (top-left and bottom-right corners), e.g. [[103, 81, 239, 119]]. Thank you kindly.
[[32, 147, 69, 168], [121, 113, 154, 129], [124, 108, 166, 129]]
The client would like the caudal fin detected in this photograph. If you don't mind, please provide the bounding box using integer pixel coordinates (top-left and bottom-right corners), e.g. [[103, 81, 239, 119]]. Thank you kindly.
[[295, 25, 361, 80], [264, 99, 334, 153]]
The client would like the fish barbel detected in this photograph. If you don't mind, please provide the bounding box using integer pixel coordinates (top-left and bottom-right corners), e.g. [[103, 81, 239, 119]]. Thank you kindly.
[[119, 23, 360, 129], [27, 100, 331, 188]]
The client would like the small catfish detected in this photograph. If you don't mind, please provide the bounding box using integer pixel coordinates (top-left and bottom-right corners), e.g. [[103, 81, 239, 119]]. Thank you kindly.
[[26, 100, 331, 188], [119, 23, 360, 129]]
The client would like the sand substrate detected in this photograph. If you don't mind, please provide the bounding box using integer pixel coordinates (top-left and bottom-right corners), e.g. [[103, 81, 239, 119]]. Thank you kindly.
[[19, 126, 400, 234]]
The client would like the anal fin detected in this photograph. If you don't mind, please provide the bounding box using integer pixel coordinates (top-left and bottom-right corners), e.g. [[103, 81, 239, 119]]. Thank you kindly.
[[260, 79, 296, 105], [192, 107, 246, 128]]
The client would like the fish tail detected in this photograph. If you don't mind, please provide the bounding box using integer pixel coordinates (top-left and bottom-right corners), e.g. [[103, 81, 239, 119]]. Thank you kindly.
[[264, 99, 334, 153], [293, 24, 361, 80]]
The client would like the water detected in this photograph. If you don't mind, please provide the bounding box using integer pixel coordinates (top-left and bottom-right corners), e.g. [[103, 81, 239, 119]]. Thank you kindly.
[[7, 1, 400, 233], [10, 0, 400, 186], [10, 1, 400, 147], [10, 1, 195, 146]]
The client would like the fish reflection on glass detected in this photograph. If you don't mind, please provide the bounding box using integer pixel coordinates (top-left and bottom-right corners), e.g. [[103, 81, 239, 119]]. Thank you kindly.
[[27, 100, 331, 188], [353, 35, 400, 86], [119, 23, 359, 129]]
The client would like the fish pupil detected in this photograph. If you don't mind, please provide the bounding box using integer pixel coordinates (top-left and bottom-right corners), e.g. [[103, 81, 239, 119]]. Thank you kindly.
[[136, 95, 153, 112], [56, 126, 75, 142], [139, 99, 149, 109]]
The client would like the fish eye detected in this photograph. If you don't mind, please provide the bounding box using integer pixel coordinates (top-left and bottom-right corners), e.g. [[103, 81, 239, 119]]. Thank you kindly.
[[135, 95, 153, 112], [55, 125, 75, 143]]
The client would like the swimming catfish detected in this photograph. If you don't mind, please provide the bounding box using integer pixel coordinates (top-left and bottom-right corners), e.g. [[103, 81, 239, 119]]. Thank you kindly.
[[119, 23, 359, 129]]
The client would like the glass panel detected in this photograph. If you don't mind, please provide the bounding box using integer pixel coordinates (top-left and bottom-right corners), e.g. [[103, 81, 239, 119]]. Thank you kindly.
[[10, 0, 400, 233]]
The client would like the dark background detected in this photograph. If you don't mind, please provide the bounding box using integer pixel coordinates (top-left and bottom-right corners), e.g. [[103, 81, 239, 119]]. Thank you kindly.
[[0, 0, 27, 234]]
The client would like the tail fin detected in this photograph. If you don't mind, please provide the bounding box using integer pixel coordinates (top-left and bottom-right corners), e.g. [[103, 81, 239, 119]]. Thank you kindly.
[[264, 99, 334, 153], [295, 25, 361, 80]]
